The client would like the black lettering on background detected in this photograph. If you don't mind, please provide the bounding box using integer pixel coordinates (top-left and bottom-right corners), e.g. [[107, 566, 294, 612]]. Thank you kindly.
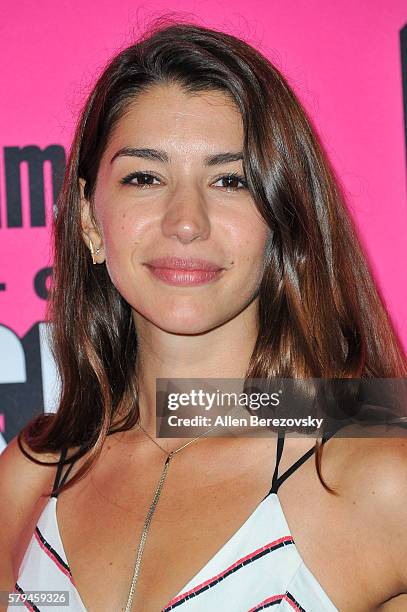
[[34, 267, 53, 300], [4, 144, 66, 228], [401, 24, 407, 169], [0, 323, 44, 442]]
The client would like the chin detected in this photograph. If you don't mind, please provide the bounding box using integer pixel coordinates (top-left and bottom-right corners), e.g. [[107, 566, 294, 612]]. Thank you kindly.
[[154, 313, 225, 336], [132, 303, 225, 335]]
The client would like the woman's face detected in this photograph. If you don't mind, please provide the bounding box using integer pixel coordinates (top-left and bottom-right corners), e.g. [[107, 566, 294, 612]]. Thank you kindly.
[[80, 83, 270, 335]]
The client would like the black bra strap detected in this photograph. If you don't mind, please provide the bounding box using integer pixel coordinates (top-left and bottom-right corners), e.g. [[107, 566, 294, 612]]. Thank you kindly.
[[268, 429, 338, 495], [270, 433, 285, 493], [51, 447, 78, 498]]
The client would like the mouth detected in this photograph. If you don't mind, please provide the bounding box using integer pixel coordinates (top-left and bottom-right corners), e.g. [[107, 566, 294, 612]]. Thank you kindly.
[[143, 257, 225, 287]]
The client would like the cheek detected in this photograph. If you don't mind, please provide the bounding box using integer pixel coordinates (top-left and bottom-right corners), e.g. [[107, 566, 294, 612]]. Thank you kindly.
[[95, 207, 141, 294], [229, 220, 270, 274], [99, 205, 146, 260]]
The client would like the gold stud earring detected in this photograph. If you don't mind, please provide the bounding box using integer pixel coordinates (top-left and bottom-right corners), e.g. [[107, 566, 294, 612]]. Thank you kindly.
[[88, 238, 101, 265]]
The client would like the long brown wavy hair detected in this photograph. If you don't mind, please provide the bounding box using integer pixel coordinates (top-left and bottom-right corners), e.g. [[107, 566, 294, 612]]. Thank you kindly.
[[17, 16, 407, 497]]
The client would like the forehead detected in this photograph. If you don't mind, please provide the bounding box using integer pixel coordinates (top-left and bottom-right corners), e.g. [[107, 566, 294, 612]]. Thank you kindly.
[[105, 83, 244, 157]]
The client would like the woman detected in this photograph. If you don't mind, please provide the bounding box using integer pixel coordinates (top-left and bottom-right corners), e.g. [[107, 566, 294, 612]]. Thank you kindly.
[[1, 18, 407, 612]]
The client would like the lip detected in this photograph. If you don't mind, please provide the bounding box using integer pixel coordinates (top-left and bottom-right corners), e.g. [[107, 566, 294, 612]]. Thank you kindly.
[[144, 257, 223, 271], [143, 257, 225, 286]]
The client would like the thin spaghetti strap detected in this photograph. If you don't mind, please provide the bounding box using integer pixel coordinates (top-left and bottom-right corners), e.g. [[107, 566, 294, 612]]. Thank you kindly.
[[262, 432, 285, 499], [51, 447, 78, 498], [51, 448, 68, 497], [268, 428, 339, 495]]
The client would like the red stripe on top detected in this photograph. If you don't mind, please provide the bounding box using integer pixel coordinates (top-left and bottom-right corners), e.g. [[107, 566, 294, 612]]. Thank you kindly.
[[22, 598, 37, 612], [247, 593, 285, 610], [34, 530, 74, 583], [248, 593, 305, 612], [283, 593, 304, 611], [166, 535, 293, 607]]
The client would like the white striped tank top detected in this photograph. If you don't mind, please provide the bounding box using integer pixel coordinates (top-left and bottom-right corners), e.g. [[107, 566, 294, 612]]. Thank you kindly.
[[11, 431, 339, 611]]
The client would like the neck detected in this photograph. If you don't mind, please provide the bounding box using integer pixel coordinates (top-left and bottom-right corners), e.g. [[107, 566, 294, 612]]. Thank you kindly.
[[131, 298, 259, 452]]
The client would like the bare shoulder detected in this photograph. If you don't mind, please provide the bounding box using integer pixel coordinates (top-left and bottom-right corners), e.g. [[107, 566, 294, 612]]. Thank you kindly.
[[0, 435, 62, 591], [0, 434, 61, 534], [327, 425, 407, 598], [336, 426, 407, 496], [0, 434, 61, 498]]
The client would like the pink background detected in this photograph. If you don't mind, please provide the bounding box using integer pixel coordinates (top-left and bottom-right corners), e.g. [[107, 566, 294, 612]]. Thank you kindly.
[[1, 0, 406, 343]]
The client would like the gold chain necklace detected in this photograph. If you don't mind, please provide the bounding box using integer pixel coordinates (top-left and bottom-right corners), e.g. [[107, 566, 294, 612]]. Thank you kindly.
[[123, 421, 217, 611]]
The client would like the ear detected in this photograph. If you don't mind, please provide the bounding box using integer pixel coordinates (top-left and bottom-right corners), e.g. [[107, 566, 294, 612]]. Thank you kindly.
[[79, 178, 105, 264]]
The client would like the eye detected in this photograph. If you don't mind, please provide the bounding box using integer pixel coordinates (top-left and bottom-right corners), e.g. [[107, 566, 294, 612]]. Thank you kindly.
[[120, 171, 161, 188], [120, 171, 248, 191], [213, 173, 247, 191]]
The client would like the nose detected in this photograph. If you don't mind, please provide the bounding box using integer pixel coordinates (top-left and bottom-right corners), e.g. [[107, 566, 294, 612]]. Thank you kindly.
[[161, 182, 211, 244]]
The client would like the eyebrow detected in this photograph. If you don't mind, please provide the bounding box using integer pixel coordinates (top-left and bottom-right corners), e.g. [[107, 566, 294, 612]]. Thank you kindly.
[[109, 147, 243, 166]]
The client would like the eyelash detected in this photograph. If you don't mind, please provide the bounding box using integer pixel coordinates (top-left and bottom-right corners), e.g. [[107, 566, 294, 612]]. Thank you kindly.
[[119, 171, 248, 191]]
